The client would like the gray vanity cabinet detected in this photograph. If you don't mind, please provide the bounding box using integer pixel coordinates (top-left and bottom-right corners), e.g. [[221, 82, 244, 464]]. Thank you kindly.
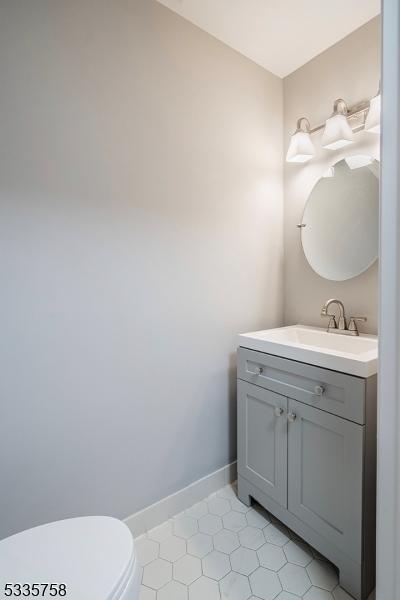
[[237, 381, 287, 506], [237, 347, 376, 600], [287, 399, 363, 559]]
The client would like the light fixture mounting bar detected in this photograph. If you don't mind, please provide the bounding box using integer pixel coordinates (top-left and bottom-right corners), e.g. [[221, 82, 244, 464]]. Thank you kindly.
[[308, 100, 371, 134]]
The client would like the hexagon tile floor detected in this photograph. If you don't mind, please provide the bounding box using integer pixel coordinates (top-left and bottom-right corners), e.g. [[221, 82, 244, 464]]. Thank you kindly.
[[135, 483, 375, 600]]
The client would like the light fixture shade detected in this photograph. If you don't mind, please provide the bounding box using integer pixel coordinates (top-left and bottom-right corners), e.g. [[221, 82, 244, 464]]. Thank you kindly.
[[345, 154, 373, 170], [286, 130, 315, 163], [321, 114, 354, 150], [365, 94, 381, 133]]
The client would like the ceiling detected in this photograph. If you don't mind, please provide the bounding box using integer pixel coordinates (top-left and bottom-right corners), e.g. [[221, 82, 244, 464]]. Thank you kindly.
[[156, 0, 380, 78]]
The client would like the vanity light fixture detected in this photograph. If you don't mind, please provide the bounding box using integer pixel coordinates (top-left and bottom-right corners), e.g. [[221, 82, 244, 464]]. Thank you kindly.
[[321, 99, 354, 150], [286, 87, 380, 164], [365, 89, 381, 134], [286, 117, 316, 163]]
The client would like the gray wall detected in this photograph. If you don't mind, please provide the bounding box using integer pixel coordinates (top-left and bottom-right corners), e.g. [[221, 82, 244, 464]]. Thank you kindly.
[[0, 0, 284, 538], [283, 17, 380, 334]]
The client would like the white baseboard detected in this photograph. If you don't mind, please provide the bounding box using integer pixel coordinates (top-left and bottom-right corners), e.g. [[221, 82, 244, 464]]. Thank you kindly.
[[124, 461, 237, 538]]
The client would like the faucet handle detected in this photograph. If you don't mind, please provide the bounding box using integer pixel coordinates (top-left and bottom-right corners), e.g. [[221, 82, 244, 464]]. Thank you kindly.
[[321, 313, 338, 329], [348, 316, 367, 333]]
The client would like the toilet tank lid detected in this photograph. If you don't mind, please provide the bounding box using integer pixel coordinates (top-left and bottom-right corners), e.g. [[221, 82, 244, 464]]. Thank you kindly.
[[0, 516, 135, 600]]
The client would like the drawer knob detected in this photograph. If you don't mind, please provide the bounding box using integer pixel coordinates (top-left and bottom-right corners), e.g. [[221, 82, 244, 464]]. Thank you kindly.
[[274, 407, 283, 417], [287, 412, 297, 423], [313, 385, 325, 397], [254, 366, 263, 375]]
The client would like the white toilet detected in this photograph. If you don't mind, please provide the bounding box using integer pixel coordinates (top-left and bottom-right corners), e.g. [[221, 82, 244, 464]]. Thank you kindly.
[[0, 516, 140, 600]]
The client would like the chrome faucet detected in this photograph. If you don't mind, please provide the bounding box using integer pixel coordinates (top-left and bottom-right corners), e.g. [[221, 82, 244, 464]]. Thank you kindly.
[[321, 298, 367, 336]]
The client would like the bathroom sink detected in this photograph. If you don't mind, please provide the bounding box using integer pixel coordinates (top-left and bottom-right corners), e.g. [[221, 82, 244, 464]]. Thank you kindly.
[[238, 325, 378, 377]]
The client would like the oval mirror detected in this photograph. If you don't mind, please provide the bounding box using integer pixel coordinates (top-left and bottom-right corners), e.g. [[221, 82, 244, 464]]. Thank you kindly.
[[301, 155, 379, 281]]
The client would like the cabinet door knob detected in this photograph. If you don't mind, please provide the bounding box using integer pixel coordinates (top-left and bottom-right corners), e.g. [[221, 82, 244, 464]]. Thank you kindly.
[[313, 385, 325, 397], [287, 412, 297, 423], [274, 407, 283, 417], [254, 366, 263, 375]]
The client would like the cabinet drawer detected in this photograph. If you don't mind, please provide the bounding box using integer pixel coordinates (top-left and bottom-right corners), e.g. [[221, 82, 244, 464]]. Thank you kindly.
[[237, 347, 365, 424]]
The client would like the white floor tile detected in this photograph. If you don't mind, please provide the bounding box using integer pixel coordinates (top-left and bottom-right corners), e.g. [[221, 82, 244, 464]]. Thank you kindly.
[[186, 501, 208, 520], [136, 537, 159, 566], [249, 567, 282, 600], [220, 571, 252, 600], [173, 554, 202, 585], [142, 558, 172, 590], [187, 532, 213, 558], [139, 586, 156, 600], [203, 550, 231, 580], [173, 514, 198, 539], [284, 540, 313, 567], [137, 482, 371, 600], [159, 535, 186, 562], [264, 522, 290, 547], [189, 576, 220, 600], [158, 580, 188, 600], [214, 528, 240, 554], [199, 513, 223, 535], [230, 546, 259, 576], [307, 560, 339, 591], [257, 542, 287, 571], [208, 496, 232, 516], [238, 525, 266, 550], [147, 521, 173, 543], [279, 563, 312, 596], [223, 511, 247, 532], [230, 497, 251, 513]]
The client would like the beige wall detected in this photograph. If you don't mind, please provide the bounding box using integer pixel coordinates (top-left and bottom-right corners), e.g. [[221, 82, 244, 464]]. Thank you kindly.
[[283, 17, 380, 334], [0, 0, 283, 538]]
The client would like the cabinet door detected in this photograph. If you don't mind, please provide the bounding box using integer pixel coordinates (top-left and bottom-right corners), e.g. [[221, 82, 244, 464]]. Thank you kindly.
[[288, 399, 363, 560], [238, 380, 287, 507]]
